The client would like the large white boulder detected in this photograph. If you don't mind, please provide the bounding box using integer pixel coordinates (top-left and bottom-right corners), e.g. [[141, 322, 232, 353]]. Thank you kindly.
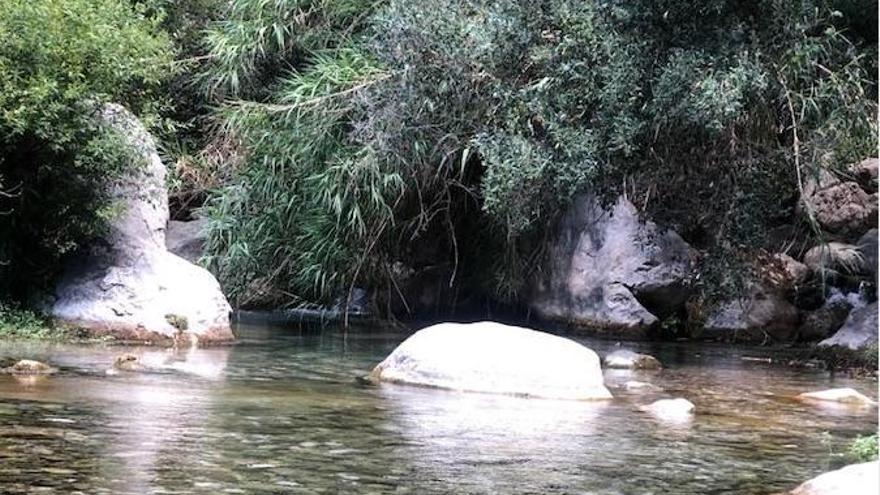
[[369, 321, 612, 400], [51, 104, 233, 344], [787, 462, 879, 495]]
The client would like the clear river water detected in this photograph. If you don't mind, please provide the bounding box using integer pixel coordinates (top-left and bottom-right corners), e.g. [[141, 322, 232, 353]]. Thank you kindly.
[[0, 321, 876, 494]]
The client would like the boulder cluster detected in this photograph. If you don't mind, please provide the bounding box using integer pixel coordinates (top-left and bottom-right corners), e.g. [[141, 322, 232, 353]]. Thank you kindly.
[[530, 159, 878, 351]]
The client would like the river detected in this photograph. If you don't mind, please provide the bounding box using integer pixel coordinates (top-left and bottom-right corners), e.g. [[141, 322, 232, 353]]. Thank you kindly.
[[0, 321, 876, 494]]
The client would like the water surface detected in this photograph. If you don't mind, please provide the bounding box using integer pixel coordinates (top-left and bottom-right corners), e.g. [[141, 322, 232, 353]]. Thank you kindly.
[[0, 322, 876, 494]]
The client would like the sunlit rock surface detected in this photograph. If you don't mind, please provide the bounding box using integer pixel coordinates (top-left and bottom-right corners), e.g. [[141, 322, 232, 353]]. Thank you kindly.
[[530, 194, 693, 336], [640, 398, 695, 422], [797, 388, 877, 406], [370, 321, 612, 400], [787, 461, 879, 495], [50, 104, 232, 344]]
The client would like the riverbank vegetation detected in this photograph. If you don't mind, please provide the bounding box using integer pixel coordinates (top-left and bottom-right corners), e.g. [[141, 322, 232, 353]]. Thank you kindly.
[[197, 0, 877, 312], [0, 0, 876, 328]]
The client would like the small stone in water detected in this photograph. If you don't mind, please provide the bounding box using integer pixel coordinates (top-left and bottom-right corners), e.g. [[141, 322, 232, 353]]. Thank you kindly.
[[624, 381, 661, 392], [3, 360, 55, 375]]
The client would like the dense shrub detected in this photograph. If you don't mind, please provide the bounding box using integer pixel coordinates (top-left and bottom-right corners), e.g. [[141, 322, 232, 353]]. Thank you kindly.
[[0, 0, 172, 299], [203, 0, 877, 311]]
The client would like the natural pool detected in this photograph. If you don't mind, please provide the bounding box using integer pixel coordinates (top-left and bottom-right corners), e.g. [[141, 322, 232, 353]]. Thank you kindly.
[[0, 321, 876, 494]]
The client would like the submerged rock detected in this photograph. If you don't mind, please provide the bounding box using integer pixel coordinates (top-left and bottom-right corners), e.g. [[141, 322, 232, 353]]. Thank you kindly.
[[819, 302, 878, 350], [50, 104, 233, 345], [530, 194, 693, 336], [369, 321, 612, 400], [639, 398, 695, 420], [604, 350, 662, 370], [797, 388, 876, 405], [2, 360, 55, 375], [113, 353, 143, 372], [786, 461, 879, 495], [623, 380, 662, 392]]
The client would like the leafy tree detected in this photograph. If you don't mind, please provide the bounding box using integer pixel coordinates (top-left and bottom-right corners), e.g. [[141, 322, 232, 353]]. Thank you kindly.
[[0, 0, 173, 299]]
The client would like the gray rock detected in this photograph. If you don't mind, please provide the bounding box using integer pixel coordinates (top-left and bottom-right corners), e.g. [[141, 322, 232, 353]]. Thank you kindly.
[[787, 462, 879, 495], [623, 380, 661, 392], [803, 242, 866, 275], [702, 285, 800, 342], [369, 321, 612, 400], [801, 169, 878, 237], [166, 217, 208, 264], [51, 104, 233, 344], [819, 302, 878, 350], [858, 229, 877, 283], [530, 194, 693, 335], [798, 299, 853, 341], [604, 349, 663, 369]]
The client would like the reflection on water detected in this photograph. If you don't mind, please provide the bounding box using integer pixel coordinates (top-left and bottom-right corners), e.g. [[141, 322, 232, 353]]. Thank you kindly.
[[0, 323, 876, 494]]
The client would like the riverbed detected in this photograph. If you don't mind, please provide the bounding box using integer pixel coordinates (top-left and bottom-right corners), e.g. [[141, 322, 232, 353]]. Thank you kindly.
[[0, 322, 876, 494]]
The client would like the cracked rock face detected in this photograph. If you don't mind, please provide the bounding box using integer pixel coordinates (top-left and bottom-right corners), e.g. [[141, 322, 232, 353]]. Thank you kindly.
[[529, 194, 694, 335], [51, 104, 233, 344]]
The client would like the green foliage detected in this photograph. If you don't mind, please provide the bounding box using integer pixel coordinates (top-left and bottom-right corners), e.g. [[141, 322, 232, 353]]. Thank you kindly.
[[0, 303, 66, 340], [849, 434, 879, 462], [201, 0, 381, 99], [0, 0, 173, 299], [204, 46, 396, 306], [202, 0, 878, 311]]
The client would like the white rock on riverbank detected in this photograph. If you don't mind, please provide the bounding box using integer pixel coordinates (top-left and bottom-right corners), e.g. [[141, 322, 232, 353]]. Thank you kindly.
[[50, 104, 233, 344], [369, 321, 612, 400], [786, 461, 879, 495]]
